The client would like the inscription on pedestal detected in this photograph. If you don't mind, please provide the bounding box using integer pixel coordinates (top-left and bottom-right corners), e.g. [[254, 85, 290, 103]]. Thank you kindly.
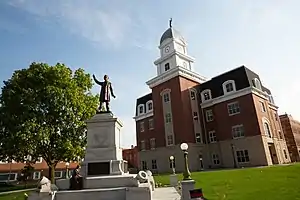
[[88, 162, 110, 176]]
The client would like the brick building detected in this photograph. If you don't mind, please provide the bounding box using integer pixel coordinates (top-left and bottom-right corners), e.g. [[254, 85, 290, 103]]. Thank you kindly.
[[0, 158, 78, 182], [279, 114, 300, 162], [133, 23, 291, 173], [122, 145, 139, 169]]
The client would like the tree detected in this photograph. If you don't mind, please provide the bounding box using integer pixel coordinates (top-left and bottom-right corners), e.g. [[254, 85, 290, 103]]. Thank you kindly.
[[0, 62, 98, 183], [18, 165, 35, 187]]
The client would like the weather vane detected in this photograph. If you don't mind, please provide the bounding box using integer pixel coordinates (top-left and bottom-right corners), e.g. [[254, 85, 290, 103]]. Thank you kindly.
[[169, 18, 172, 28]]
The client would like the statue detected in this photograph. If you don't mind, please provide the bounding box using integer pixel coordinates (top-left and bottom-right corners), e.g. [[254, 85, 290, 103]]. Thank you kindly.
[[69, 165, 83, 190], [169, 18, 172, 28], [93, 74, 116, 113]]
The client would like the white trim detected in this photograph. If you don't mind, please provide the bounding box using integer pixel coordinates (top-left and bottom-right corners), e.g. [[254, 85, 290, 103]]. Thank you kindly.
[[209, 130, 217, 143], [150, 138, 156, 150], [36, 157, 42, 163], [140, 121, 145, 132], [159, 38, 187, 49], [227, 101, 240, 116], [189, 88, 197, 100], [148, 118, 154, 130], [201, 89, 212, 102], [0, 173, 17, 181], [146, 66, 207, 89], [133, 110, 153, 121], [262, 118, 272, 138], [253, 78, 262, 90], [259, 100, 266, 112], [146, 100, 153, 112], [205, 109, 213, 122], [140, 140, 146, 151], [232, 124, 245, 139], [154, 49, 195, 65], [54, 171, 63, 178], [222, 80, 236, 94], [33, 171, 41, 180], [137, 104, 145, 116], [160, 88, 171, 96]]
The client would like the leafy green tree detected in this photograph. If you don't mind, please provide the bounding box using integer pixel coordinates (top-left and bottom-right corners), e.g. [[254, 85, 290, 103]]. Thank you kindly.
[[18, 164, 35, 187], [0, 62, 98, 183]]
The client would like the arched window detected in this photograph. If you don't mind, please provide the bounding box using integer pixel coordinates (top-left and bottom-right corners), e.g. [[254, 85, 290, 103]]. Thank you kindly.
[[253, 78, 262, 90], [222, 80, 236, 94], [137, 104, 145, 115], [146, 100, 153, 112], [160, 89, 171, 103], [263, 118, 272, 138], [201, 89, 212, 102]]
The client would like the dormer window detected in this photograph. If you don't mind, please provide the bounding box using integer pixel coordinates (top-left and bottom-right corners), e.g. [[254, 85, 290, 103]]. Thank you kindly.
[[137, 104, 145, 115], [222, 80, 236, 94], [201, 89, 212, 102], [146, 100, 153, 112], [252, 78, 262, 90], [165, 63, 170, 71]]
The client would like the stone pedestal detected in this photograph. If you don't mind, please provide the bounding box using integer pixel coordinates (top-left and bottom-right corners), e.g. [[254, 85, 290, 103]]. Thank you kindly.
[[181, 180, 195, 200], [169, 174, 178, 187]]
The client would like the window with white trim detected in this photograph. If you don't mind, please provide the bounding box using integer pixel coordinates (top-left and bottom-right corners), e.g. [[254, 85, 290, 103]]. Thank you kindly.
[[263, 121, 272, 138], [146, 101, 153, 112], [278, 130, 283, 139], [165, 63, 170, 71], [260, 101, 266, 112], [209, 131, 217, 143], [274, 112, 278, 121], [223, 80, 236, 94], [163, 93, 170, 103], [268, 95, 275, 104], [206, 110, 213, 122], [138, 105, 144, 115], [193, 112, 198, 120], [232, 124, 245, 138], [140, 122, 145, 132], [236, 150, 250, 163], [36, 157, 42, 163], [140, 140, 145, 151], [54, 171, 63, 178], [227, 102, 240, 116], [33, 171, 41, 180], [148, 118, 154, 130], [142, 161, 147, 170], [190, 91, 196, 100], [212, 154, 220, 165], [151, 160, 157, 169], [0, 173, 17, 181], [165, 113, 172, 123], [253, 78, 262, 90], [150, 138, 156, 150], [195, 133, 201, 143], [167, 135, 174, 146], [201, 90, 211, 101]]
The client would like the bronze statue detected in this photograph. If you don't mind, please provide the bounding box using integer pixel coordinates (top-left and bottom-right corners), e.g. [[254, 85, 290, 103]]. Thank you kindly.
[[93, 74, 116, 113]]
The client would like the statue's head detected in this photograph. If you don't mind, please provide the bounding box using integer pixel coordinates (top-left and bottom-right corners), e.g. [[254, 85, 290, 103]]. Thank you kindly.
[[104, 75, 109, 81]]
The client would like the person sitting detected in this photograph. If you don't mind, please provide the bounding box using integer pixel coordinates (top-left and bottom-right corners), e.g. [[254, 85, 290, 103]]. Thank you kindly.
[[69, 165, 83, 190]]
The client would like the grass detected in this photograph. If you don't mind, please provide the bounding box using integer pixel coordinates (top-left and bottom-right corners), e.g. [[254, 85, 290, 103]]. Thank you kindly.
[[0, 192, 28, 200], [154, 163, 300, 200]]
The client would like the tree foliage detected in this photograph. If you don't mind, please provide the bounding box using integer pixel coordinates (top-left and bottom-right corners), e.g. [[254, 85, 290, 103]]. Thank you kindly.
[[0, 62, 98, 182]]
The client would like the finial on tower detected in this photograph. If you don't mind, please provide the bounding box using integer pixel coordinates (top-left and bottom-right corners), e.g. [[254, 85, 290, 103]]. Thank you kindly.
[[169, 18, 172, 28]]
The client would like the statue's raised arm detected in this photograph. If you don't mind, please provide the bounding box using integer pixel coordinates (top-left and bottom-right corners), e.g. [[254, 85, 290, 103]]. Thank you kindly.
[[93, 74, 116, 113]]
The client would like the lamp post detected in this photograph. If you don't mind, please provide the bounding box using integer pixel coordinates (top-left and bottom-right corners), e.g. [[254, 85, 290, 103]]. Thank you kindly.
[[180, 143, 192, 180], [169, 156, 176, 174], [65, 162, 70, 179], [231, 144, 237, 168]]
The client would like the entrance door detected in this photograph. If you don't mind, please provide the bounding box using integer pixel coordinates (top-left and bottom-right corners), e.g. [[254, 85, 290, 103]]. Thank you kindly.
[[268, 143, 279, 165]]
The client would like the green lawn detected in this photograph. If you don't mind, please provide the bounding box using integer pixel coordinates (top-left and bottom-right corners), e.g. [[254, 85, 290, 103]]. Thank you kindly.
[[154, 163, 300, 200], [1, 164, 299, 200]]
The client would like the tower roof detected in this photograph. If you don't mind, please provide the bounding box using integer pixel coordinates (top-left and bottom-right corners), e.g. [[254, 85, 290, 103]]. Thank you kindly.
[[160, 19, 185, 45]]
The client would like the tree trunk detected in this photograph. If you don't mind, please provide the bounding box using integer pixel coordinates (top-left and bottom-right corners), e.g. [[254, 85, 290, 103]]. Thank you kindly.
[[48, 164, 56, 184]]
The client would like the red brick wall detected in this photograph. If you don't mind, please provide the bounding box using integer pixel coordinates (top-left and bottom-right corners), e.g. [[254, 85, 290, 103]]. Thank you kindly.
[[122, 146, 139, 168]]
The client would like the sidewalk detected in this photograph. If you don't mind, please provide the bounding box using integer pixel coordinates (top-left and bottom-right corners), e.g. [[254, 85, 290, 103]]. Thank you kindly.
[[152, 187, 181, 200]]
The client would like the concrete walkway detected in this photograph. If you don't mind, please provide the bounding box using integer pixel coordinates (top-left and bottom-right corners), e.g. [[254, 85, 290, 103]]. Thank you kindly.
[[152, 187, 181, 200]]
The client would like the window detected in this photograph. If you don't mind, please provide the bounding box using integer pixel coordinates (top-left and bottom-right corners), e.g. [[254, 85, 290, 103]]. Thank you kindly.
[[54, 171, 63, 178], [278, 131, 283, 139], [236, 150, 250, 163], [163, 93, 170, 103], [260, 101, 266, 112], [263, 121, 272, 138], [148, 118, 154, 130], [253, 78, 262, 90], [283, 150, 288, 159], [140, 122, 145, 132], [169, 157, 176, 168], [138, 105, 144, 115], [140, 140, 145, 151], [165, 63, 170, 71], [232, 125, 245, 138], [33, 171, 41, 180], [165, 113, 172, 123], [142, 161, 147, 170], [268, 94, 274, 104], [206, 110, 213, 122], [209, 131, 217, 143], [190, 91, 196, 100], [151, 160, 157, 169], [193, 112, 198, 120], [212, 154, 220, 165], [227, 102, 240, 116], [201, 90, 211, 101], [223, 80, 236, 94], [167, 135, 174, 146], [150, 138, 156, 149], [0, 173, 17, 181], [195, 133, 201, 143], [146, 101, 153, 112], [274, 112, 278, 121]]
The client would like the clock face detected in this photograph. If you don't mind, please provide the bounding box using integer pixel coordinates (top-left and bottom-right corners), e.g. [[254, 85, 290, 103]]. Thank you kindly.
[[165, 46, 170, 53], [183, 62, 187, 68]]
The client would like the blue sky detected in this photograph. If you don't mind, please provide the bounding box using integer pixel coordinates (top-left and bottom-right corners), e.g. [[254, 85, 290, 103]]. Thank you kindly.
[[0, 0, 300, 148]]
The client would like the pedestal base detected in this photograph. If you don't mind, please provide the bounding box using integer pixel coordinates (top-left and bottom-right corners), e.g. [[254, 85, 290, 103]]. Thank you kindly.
[[84, 174, 139, 189], [169, 174, 178, 187], [181, 180, 195, 200]]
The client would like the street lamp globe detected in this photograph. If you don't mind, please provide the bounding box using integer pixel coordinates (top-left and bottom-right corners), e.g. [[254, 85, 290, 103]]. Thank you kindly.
[[65, 162, 70, 167], [180, 143, 188, 151], [170, 155, 174, 160]]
